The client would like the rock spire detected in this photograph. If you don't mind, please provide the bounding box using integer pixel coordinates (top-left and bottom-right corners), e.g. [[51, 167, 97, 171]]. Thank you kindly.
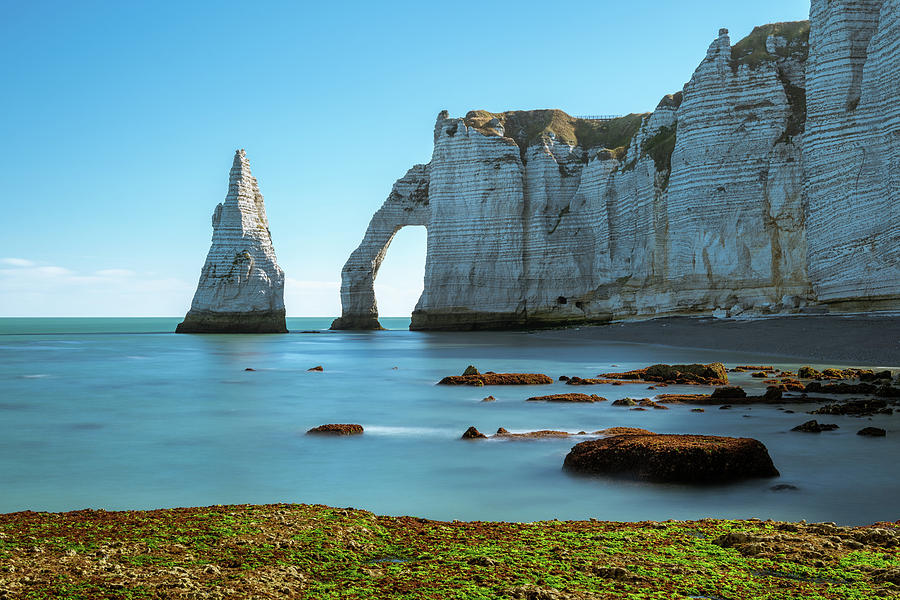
[[176, 149, 287, 333]]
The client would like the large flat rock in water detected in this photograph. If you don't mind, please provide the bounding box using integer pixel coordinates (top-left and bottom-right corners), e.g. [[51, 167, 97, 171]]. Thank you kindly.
[[563, 434, 779, 483]]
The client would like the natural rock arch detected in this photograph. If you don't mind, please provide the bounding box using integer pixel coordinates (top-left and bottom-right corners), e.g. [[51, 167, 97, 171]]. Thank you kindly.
[[330, 165, 430, 330]]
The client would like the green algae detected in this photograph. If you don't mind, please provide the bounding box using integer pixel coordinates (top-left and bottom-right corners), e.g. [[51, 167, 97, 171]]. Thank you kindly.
[[0, 505, 897, 599]]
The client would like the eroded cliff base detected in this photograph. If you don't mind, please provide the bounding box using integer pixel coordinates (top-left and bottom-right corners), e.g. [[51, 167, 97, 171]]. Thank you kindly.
[[409, 309, 614, 331], [175, 309, 288, 334], [329, 315, 385, 330]]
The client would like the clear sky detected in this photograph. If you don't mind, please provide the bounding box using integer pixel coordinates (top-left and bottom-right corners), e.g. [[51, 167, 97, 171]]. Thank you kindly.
[[1, 0, 810, 317]]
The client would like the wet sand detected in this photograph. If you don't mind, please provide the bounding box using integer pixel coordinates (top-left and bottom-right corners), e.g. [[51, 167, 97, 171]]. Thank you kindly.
[[535, 314, 900, 366]]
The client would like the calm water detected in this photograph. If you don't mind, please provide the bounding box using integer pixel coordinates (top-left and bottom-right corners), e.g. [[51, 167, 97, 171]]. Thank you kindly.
[[0, 317, 897, 525]]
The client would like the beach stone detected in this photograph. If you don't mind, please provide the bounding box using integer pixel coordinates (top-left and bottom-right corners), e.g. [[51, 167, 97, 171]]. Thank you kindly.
[[791, 420, 839, 433], [461, 426, 487, 440], [244, 368, 256, 372], [563, 434, 780, 483], [306, 424, 363, 436], [526, 393, 605, 403], [481, 396, 496, 402], [691, 408, 705, 412], [857, 427, 886, 437]]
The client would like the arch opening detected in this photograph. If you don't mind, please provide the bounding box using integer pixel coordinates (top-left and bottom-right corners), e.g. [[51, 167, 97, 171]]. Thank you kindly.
[[373, 225, 427, 329]]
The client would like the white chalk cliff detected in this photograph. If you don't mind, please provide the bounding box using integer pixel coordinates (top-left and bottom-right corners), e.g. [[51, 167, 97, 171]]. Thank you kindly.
[[334, 1, 899, 330], [177, 149, 287, 333]]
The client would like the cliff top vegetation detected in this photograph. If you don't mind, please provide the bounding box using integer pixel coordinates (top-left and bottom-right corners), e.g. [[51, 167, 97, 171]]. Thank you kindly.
[[465, 109, 647, 155], [730, 20, 811, 70]]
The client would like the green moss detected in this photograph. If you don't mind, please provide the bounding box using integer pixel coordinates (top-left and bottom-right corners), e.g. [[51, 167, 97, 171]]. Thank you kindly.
[[729, 21, 810, 72], [641, 126, 677, 174]]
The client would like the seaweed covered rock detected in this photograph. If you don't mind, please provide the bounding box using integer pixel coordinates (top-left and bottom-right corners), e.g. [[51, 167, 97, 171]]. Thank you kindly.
[[595, 427, 656, 436], [526, 393, 606, 403], [439, 373, 553, 386], [494, 429, 571, 439], [602, 363, 728, 385], [563, 434, 779, 482], [611, 398, 638, 407], [712, 386, 747, 399], [307, 424, 363, 436]]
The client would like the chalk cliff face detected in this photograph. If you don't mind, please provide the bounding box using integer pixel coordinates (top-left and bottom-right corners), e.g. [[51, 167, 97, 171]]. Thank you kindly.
[[177, 150, 287, 334], [334, 4, 899, 330], [804, 0, 900, 310]]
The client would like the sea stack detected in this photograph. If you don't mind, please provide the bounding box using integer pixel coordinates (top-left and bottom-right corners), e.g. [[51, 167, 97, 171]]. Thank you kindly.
[[176, 149, 287, 334]]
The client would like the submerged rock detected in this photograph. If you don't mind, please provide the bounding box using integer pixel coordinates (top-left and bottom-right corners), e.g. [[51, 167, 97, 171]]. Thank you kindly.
[[563, 434, 779, 482], [857, 427, 887, 437], [307, 424, 363, 436], [177, 150, 287, 334], [307, 366, 324, 372], [791, 420, 839, 433], [812, 399, 890, 417]]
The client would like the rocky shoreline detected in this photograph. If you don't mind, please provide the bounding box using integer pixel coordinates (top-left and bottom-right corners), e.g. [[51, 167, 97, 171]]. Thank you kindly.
[[0, 503, 897, 599]]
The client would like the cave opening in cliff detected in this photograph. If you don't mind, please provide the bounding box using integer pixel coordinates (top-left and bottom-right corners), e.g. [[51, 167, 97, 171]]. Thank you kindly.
[[373, 225, 427, 321]]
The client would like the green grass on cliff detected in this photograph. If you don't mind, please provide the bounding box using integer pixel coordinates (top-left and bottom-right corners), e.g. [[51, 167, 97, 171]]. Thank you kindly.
[[730, 21, 811, 71], [1, 504, 898, 599], [465, 109, 647, 156]]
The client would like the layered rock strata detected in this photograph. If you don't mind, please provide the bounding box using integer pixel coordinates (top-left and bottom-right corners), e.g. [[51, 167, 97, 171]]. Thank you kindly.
[[336, 4, 899, 330], [804, 0, 900, 309], [177, 150, 287, 334]]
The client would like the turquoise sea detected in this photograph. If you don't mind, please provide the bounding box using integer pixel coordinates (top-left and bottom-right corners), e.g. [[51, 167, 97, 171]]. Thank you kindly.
[[0, 317, 897, 525]]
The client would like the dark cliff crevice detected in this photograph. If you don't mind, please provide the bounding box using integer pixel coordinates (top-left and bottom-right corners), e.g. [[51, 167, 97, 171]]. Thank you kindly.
[[775, 69, 807, 144]]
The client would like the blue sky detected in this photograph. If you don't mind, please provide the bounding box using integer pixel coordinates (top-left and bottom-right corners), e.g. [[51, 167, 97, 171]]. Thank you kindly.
[[1, 0, 810, 317]]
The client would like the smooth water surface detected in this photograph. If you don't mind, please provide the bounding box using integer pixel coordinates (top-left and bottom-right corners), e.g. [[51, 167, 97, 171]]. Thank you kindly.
[[1, 317, 897, 525]]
